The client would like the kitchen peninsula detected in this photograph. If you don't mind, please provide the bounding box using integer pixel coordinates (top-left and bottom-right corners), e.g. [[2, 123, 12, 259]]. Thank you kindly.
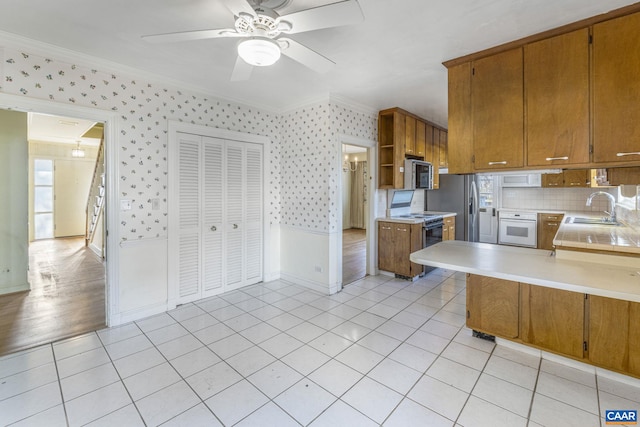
[[410, 216, 640, 378]]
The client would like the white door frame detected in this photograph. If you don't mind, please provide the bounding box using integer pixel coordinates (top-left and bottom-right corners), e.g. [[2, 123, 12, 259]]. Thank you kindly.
[[0, 93, 119, 327], [167, 120, 271, 308], [336, 133, 378, 288]]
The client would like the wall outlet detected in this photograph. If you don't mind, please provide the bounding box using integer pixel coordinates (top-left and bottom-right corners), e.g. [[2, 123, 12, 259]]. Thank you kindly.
[[120, 199, 131, 211], [151, 198, 160, 210], [314, 266, 323, 273]]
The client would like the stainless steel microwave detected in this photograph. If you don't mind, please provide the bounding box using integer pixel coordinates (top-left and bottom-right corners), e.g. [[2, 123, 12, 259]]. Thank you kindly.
[[404, 159, 434, 190]]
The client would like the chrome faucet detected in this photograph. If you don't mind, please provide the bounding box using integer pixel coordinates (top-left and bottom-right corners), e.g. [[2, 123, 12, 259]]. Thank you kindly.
[[586, 191, 617, 223]]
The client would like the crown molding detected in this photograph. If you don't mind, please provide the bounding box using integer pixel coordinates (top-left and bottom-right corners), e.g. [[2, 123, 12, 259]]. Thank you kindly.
[[329, 94, 377, 117]]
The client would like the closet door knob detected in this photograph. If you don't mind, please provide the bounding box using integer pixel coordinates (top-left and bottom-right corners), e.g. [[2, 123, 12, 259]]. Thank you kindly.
[[210, 225, 217, 232], [233, 224, 238, 229]]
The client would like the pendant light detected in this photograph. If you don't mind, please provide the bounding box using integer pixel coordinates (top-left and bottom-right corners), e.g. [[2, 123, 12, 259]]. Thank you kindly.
[[71, 140, 85, 158]]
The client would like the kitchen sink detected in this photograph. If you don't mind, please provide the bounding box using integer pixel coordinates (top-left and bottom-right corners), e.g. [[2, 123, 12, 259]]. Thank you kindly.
[[565, 216, 620, 226]]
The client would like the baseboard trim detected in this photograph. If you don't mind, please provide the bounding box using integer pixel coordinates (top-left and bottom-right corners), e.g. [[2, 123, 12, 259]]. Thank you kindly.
[[111, 301, 168, 326], [280, 272, 329, 295], [0, 283, 30, 295]]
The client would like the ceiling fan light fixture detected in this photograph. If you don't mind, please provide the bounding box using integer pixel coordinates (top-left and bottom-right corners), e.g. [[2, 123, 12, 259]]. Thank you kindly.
[[237, 37, 281, 66]]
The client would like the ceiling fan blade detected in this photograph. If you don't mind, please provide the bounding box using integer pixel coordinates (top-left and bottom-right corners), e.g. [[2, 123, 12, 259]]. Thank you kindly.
[[142, 28, 244, 43], [279, 38, 335, 73], [279, 0, 364, 35], [230, 56, 254, 81], [222, 0, 256, 17]]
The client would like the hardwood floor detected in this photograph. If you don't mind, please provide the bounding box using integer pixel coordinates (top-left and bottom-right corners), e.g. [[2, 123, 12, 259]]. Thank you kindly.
[[343, 228, 367, 285], [0, 237, 105, 356]]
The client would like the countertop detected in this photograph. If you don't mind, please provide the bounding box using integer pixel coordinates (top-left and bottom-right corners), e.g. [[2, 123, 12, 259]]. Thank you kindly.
[[377, 211, 457, 224], [410, 240, 640, 303], [553, 212, 640, 254]]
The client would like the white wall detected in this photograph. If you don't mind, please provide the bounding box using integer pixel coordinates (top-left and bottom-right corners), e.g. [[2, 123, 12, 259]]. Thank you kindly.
[[0, 39, 376, 318], [279, 100, 377, 294], [0, 110, 28, 295], [0, 43, 282, 323]]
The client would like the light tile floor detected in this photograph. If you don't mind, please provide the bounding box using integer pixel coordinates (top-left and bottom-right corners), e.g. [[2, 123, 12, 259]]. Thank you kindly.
[[1, 269, 639, 426]]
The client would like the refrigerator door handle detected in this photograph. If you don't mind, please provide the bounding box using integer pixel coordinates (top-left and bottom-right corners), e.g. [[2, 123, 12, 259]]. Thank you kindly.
[[471, 180, 479, 217]]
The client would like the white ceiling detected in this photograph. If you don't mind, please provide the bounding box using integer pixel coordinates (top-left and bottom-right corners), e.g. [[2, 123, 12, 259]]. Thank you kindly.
[[28, 113, 102, 146], [0, 0, 636, 127]]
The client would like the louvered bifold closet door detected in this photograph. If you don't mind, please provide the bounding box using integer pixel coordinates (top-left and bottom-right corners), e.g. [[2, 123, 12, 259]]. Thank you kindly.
[[202, 137, 224, 297], [244, 143, 263, 285], [177, 133, 202, 303], [225, 141, 244, 289]]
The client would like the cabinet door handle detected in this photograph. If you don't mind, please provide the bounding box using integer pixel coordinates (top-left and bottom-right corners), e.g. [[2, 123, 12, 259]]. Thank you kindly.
[[488, 161, 507, 165], [546, 223, 558, 226], [210, 225, 217, 232], [381, 226, 391, 230], [617, 152, 640, 157], [397, 227, 408, 232], [547, 216, 559, 220], [569, 182, 582, 186], [545, 156, 569, 161]]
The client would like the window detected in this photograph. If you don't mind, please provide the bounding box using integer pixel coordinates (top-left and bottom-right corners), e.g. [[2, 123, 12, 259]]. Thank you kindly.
[[34, 159, 54, 239]]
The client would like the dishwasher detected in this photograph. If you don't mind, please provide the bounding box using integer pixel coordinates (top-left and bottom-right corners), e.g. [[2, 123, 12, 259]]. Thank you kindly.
[[498, 211, 537, 248]]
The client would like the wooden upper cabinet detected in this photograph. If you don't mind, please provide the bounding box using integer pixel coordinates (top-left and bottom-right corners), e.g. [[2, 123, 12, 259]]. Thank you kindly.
[[415, 120, 426, 158], [447, 62, 473, 174], [607, 167, 640, 185], [472, 48, 524, 170], [593, 12, 640, 164], [404, 115, 416, 156], [439, 130, 448, 168], [563, 169, 590, 187], [541, 173, 563, 188], [377, 109, 407, 189], [426, 125, 440, 189], [525, 29, 590, 167]]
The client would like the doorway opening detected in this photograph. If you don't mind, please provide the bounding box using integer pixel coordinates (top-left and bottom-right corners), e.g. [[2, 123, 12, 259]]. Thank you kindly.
[[0, 111, 106, 355], [341, 143, 369, 285]]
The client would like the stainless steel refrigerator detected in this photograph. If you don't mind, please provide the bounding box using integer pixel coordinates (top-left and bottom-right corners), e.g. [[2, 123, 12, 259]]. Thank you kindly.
[[425, 173, 498, 243]]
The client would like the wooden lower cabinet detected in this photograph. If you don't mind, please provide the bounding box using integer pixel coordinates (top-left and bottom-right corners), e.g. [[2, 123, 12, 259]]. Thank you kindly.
[[466, 274, 519, 338], [443, 216, 456, 241], [537, 213, 564, 250], [466, 274, 640, 377], [378, 221, 423, 278], [378, 222, 395, 272], [520, 284, 585, 359], [589, 295, 640, 376]]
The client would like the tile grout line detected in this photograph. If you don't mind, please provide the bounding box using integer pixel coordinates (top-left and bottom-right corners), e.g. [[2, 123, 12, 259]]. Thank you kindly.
[[94, 326, 149, 427], [525, 353, 544, 427]]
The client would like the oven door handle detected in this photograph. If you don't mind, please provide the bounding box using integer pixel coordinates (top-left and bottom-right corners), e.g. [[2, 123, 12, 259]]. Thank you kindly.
[[423, 222, 444, 231]]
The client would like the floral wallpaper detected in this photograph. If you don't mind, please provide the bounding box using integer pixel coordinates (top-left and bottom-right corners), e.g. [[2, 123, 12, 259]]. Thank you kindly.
[[279, 101, 377, 232], [0, 45, 376, 240], [0, 47, 281, 241]]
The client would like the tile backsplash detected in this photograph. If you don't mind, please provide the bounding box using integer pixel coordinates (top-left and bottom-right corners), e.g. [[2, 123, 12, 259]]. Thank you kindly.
[[501, 187, 617, 212]]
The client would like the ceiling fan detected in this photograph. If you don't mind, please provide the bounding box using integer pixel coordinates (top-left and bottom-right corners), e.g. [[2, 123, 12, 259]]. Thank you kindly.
[[142, 0, 364, 81]]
